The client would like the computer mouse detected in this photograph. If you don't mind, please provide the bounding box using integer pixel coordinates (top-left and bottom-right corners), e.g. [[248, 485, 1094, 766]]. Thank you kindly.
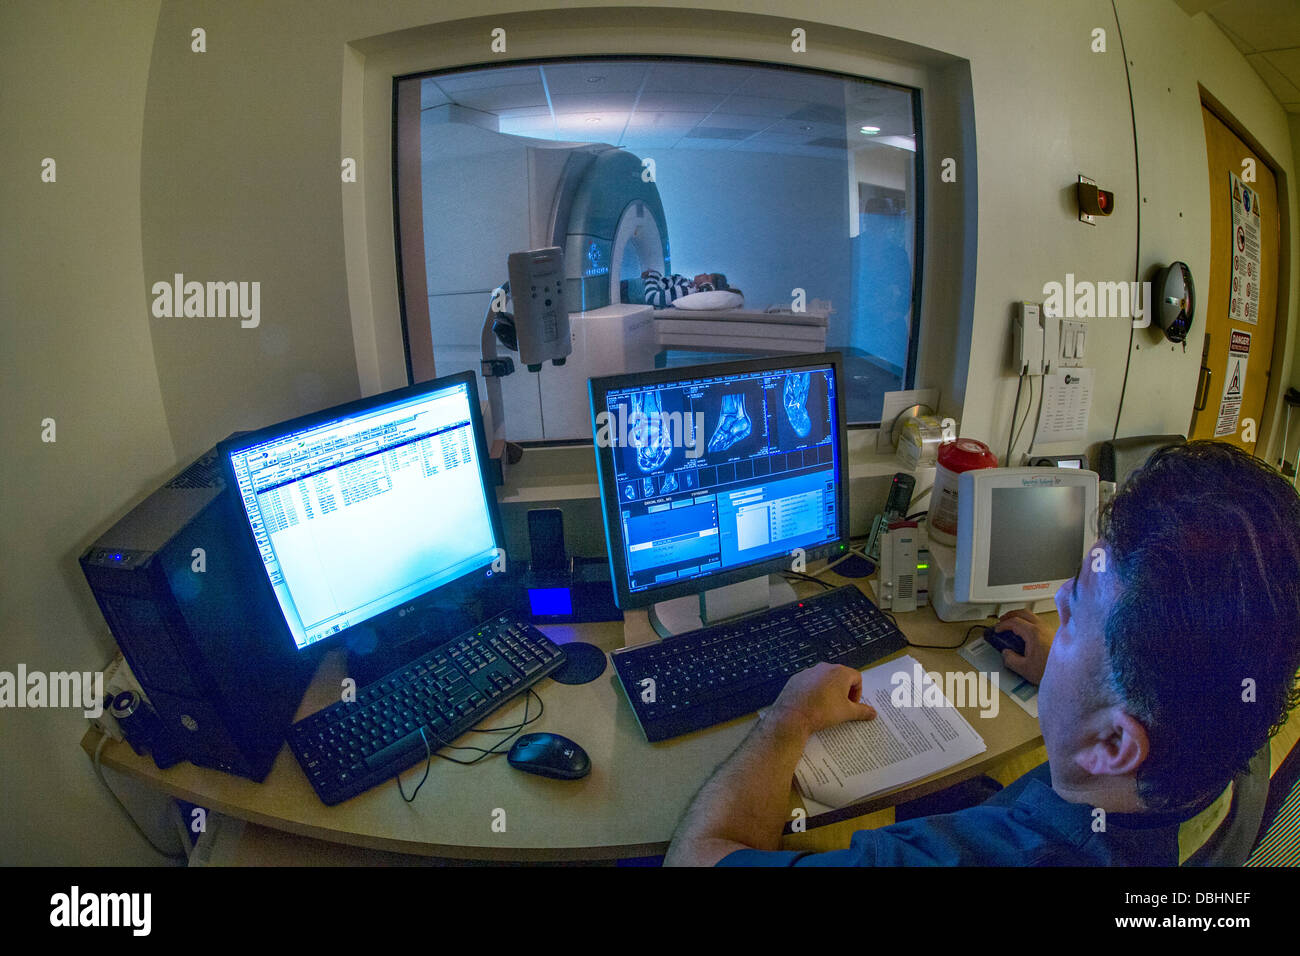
[[984, 626, 1026, 656], [507, 732, 590, 780]]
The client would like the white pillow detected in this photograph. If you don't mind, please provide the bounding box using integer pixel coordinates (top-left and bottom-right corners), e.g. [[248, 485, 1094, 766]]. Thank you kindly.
[[670, 290, 744, 311]]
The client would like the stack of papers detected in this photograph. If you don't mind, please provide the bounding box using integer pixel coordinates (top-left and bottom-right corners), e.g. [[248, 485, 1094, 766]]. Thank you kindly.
[[792, 655, 987, 813]]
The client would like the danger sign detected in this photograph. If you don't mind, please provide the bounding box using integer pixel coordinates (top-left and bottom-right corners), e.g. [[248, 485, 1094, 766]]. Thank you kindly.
[[1214, 329, 1251, 437]]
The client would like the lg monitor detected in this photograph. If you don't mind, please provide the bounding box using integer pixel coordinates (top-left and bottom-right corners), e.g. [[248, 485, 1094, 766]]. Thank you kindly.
[[220, 371, 505, 673], [589, 352, 850, 635]]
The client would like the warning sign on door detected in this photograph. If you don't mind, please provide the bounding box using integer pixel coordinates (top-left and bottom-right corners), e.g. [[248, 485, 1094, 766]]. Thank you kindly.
[[1214, 328, 1251, 437], [1228, 172, 1261, 325]]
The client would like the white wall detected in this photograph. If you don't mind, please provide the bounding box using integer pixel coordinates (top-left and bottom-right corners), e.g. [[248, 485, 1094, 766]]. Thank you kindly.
[[6, 0, 1298, 864], [653, 148, 852, 323], [1, 0, 182, 865]]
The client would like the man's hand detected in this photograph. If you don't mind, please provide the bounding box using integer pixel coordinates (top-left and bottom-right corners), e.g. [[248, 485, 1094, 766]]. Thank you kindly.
[[666, 662, 875, 865], [767, 662, 877, 738], [991, 609, 1051, 685]]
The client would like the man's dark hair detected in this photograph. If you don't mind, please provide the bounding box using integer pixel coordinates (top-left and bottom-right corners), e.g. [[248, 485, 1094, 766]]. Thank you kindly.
[[1097, 440, 1300, 812]]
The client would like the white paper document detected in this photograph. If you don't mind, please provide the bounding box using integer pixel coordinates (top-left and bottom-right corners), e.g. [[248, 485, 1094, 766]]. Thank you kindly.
[[1033, 368, 1094, 445], [959, 636, 1040, 718], [791, 655, 986, 812]]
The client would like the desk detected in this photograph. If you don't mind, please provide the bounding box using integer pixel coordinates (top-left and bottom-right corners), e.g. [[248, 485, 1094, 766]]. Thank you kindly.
[[81, 571, 1048, 862]]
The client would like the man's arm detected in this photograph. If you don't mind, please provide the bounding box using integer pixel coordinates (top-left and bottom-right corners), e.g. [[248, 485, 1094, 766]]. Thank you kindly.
[[663, 663, 876, 867]]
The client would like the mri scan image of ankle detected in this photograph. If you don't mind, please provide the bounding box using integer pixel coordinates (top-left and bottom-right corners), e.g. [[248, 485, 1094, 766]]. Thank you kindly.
[[709, 392, 752, 453], [630, 390, 673, 473], [783, 372, 811, 437]]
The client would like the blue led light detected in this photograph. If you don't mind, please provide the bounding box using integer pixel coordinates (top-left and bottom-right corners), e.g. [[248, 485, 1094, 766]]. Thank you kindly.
[[528, 587, 573, 617]]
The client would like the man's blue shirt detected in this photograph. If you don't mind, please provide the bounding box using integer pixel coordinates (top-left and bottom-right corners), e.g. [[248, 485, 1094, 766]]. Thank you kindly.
[[717, 763, 1189, 866]]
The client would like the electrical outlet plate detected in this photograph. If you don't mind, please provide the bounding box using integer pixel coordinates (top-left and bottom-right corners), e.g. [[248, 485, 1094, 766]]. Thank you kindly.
[[1078, 175, 1096, 225], [1060, 318, 1086, 367]]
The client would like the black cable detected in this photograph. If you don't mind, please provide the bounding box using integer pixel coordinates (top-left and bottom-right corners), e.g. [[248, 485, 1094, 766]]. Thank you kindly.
[[905, 509, 928, 522], [903, 621, 991, 651], [394, 689, 547, 801], [396, 728, 432, 803], [1110, 0, 1141, 440], [420, 690, 544, 765], [1006, 370, 1026, 464], [781, 571, 835, 590], [1009, 374, 1038, 464], [469, 690, 546, 734], [1023, 373, 1046, 462]]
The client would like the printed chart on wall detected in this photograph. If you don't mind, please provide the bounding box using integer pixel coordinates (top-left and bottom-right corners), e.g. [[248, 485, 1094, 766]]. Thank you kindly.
[[1229, 172, 1261, 325], [1214, 329, 1251, 437]]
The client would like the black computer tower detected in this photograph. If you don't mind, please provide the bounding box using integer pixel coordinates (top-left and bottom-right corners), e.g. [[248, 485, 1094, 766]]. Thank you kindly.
[[80, 447, 315, 782]]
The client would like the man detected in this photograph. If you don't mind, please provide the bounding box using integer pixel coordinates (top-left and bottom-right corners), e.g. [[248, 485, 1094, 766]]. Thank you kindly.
[[664, 441, 1300, 865]]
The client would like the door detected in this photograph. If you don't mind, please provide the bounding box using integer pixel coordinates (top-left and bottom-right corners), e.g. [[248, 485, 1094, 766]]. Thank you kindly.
[[1189, 105, 1280, 451]]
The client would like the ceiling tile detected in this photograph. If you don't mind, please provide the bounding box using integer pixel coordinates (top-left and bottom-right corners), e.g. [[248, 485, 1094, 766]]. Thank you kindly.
[[435, 66, 540, 92], [1176, 0, 1222, 15], [643, 62, 750, 94], [717, 94, 808, 119], [1246, 52, 1300, 103], [732, 68, 844, 106], [420, 79, 451, 110], [633, 92, 730, 113], [550, 93, 639, 113], [540, 63, 647, 95], [1260, 48, 1300, 86], [452, 85, 548, 112], [696, 112, 774, 130], [1206, 0, 1300, 52], [553, 113, 632, 137], [1208, 12, 1257, 54], [624, 110, 709, 129]]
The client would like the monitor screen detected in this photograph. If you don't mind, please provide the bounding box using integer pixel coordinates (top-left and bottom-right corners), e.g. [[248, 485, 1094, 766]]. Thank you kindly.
[[987, 485, 1086, 587], [955, 467, 1097, 605], [225, 374, 501, 651], [591, 353, 848, 608]]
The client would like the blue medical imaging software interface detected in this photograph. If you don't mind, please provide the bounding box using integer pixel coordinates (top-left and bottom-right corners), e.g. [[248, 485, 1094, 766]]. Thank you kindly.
[[228, 382, 498, 650], [603, 362, 840, 595]]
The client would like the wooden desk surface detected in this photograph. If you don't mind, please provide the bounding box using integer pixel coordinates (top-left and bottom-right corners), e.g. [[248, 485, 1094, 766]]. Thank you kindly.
[[82, 572, 1048, 862]]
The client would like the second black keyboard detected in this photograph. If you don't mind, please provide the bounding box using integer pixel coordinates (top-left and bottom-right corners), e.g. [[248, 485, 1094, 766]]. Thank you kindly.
[[287, 612, 565, 805], [611, 585, 907, 742]]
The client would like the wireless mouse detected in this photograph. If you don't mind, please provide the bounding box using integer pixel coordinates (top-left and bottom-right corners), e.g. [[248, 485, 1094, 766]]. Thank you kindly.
[[507, 732, 590, 780], [984, 626, 1026, 656]]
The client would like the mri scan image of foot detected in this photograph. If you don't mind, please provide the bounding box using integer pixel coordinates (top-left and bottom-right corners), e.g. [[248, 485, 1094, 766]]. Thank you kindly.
[[660, 472, 678, 494], [630, 390, 673, 473], [783, 372, 811, 437], [708, 392, 752, 453]]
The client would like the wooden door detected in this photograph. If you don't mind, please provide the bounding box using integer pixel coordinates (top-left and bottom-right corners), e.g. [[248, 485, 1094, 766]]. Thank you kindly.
[[1189, 105, 1280, 451]]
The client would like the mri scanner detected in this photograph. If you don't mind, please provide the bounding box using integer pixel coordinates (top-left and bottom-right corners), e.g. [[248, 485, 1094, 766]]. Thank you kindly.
[[420, 110, 826, 442]]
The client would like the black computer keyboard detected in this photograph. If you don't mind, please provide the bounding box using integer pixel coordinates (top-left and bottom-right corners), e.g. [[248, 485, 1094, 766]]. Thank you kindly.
[[287, 612, 565, 805], [612, 585, 907, 742]]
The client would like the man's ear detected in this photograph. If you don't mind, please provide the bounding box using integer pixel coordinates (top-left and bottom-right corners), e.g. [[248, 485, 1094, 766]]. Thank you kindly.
[[1074, 708, 1149, 778]]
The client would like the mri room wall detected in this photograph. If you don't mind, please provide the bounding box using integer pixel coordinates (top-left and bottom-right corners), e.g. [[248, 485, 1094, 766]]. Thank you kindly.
[[651, 149, 852, 331], [5, 0, 1299, 863]]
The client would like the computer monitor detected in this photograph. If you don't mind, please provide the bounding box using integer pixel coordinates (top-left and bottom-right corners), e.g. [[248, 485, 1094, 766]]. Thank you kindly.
[[589, 352, 850, 633], [928, 467, 1098, 621], [220, 371, 505, 662]]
